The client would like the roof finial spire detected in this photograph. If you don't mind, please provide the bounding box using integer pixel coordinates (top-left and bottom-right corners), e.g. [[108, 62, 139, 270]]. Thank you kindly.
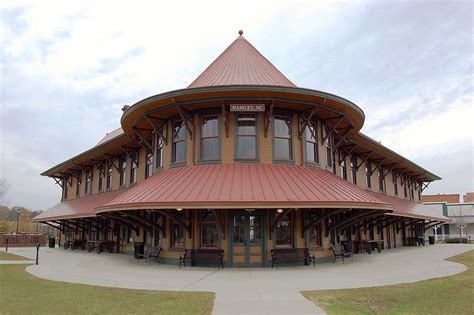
[[238, 30, 243, 36]]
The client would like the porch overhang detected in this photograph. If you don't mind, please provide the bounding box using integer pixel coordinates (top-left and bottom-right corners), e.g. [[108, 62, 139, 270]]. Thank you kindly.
[[95, 164, 393, 213], [33, 189, 128, 222], [368, 192, 449, 222]]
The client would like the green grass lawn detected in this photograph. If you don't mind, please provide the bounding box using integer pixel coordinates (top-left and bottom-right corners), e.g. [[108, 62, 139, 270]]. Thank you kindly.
[[0, 250, 31, 260], [303, 250, 474, 315], [0, 257, 214, 315]]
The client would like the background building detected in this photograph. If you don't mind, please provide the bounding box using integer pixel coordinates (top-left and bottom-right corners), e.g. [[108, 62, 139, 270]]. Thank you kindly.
[[423, 192, 474, 242]]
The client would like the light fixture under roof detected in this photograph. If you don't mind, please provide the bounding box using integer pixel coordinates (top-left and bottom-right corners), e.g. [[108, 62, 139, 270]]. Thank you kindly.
[[176, 208, 183, 211], [276, 208, 284, 214]]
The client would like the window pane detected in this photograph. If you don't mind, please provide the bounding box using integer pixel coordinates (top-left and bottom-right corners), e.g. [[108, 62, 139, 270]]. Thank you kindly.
[[309, 225, 320, 247], [174, 121, 185, 141], [306, 142, 315, 162], [201, 137, 219, 160], [202, 223, 219, 248], [274, 116, 290, 137], [202, 116, 218, 137], [233, 215, 245, 243], [306, 124, 317, 141], [275, 216, 293, 246], [274, 138, 291, 159], [172, 224, 184, 247], [249, 216, 262, 243], [237, 136, 256, 158], [174, 141, 185, 162], [237, 114, 256, 135]]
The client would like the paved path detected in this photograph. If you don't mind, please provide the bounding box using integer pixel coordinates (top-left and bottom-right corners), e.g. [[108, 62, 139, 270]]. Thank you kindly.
[[2, 244, 472, 314]]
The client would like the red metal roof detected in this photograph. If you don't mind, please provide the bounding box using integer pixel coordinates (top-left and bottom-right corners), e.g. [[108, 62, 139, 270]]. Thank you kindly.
[[34, 189, 127, 221], [369, 192, 449, 222], [188, 33, 296, 88], [96, 164, 392, 212]]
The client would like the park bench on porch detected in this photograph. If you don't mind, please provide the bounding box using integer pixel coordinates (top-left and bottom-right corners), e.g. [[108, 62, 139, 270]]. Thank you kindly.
[[270, 248, 315, 268], [179, 249, 224, 269], [136, 246, 161, 265], [330, 244, 353, 264]]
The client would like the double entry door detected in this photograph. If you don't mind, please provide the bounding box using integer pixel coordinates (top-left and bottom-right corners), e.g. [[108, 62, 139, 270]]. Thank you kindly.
[[231, 212, 264, 267]]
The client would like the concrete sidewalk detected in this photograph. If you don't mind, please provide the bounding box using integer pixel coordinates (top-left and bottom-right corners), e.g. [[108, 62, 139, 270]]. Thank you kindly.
[[2, 244, 472, 314]]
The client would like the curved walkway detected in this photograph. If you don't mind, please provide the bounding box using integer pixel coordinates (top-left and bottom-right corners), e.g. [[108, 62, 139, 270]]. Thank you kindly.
[[3, 244, 472, 314]]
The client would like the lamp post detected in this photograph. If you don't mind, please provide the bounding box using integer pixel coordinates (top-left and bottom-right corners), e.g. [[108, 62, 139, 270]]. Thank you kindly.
[[15, 208, 21, 234]]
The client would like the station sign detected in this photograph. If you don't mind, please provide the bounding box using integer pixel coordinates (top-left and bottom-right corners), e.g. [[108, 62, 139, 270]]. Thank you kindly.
[[230, 104, 265, 112]]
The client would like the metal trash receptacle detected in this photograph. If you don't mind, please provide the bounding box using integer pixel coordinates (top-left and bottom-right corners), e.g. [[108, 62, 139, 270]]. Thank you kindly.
[[48, 237, 56, 248], [134, 242, 144, 259], [428, 236, 435, 245]]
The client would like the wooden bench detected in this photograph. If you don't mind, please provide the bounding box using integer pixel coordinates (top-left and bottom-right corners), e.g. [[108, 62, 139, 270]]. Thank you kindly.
[[271, 248, 315, 268], [179, 249, 224, 269], [330, 244, 353, 264], [136, 246, 161, 265]]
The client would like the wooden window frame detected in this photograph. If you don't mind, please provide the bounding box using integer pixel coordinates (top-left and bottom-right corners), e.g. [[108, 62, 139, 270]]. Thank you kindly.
[[75, 173, 81, 197], [199, 114, 220, 162], [129, 151, 138, 184], [106, 163, 113, 191], [84, 169, 92, 195], [393, 173, 398, 196], [119, 156, 127, 187], [235, 113, 258, 161], [273, 114, 293, 162], [350, 155, 357, 185], [98, 164, 105, 192], [200, 210, 219, 248], [339, 150, 347, 180], [365, 161, 372, 189], [171, 120, 186, 165], [154, 132, 164, 170], [378, 167, 385, 192], [145, 152, 153, 179], [324, 126, 333, 168], [274, 212, 294, 248], [304, 120, 319, 164]]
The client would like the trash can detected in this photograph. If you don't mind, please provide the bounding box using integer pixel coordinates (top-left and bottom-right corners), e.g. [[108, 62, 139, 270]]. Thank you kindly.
[[428, 236, 435, 245], [134, 242, 144, 259], [48, 237, 56, 248]]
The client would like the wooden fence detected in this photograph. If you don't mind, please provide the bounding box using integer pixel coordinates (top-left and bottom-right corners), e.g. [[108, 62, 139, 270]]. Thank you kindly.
[[0, 233, 47, 247]]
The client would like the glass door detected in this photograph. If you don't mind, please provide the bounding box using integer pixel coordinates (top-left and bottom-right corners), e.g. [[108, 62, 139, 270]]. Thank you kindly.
[[231, 213, 263, 266]]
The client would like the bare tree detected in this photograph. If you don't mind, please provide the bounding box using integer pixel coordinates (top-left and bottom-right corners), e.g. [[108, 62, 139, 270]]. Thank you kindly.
[[0, 177, 9, 206], [451, 210, 468, 244]]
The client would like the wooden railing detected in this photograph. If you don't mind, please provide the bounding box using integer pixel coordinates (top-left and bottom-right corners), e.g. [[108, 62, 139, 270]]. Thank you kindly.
[[0, 233, 47, 247]]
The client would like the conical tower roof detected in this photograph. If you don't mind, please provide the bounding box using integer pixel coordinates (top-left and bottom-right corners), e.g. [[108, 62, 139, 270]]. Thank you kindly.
[[188, 31, 296, 88]]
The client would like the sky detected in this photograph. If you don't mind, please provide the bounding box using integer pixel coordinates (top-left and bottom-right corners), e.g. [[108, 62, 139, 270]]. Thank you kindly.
[[0, 0, 473, 210]]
